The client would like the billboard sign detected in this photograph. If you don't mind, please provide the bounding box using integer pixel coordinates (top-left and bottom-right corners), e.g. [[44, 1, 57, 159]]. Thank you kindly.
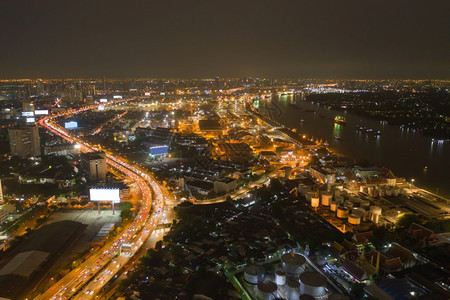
[[26, 117, 35, 123], [22, 111, 34, 117], [34, 109, 49, 115], [100, 98, 108, 103], [65, 121, 78, 129], [150, 145, 168, 156], [89, 188, 121, 203]]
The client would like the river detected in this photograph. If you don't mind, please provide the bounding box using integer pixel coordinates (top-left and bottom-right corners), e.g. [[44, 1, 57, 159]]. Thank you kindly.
[[258, 94, 450, 197]]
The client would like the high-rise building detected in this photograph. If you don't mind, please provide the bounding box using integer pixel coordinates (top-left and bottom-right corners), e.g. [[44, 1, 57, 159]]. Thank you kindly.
[[8, 126, 41, 159], [81, 151, 107, 182]]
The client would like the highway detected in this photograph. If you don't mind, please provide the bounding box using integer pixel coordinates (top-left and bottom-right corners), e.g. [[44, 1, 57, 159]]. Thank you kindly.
[[34, 101, 173, 300]]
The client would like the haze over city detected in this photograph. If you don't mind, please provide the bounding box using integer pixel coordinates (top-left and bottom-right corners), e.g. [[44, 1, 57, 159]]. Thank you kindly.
[[0, 0, 449, 79]]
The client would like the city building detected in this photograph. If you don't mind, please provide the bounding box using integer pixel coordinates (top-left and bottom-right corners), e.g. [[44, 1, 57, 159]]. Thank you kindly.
[[8, 126, 41, 158], [214, 177, 237, 194], [81, 151, 106, 182], [44, 144, 80, 156], [0, 204, 15, 224]]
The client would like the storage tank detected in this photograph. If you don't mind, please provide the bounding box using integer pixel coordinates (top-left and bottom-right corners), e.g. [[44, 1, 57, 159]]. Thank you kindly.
[[311, 197, 319, 208], [359, 186, 366, 193], [344, 201, 354, 210], [367, 186, 375, 197], [330, 201, 337, 212], [369, 206, 382, 224], [287, 280, 300, 300], [379, 187, 386, 197], [306, 191, 315, 201], [257, 281, 277, 300], [385, 188, 392, 196], [393, 187, 399, 196], [299, 272, 327, 297], [281, 253, 306, 275], [336, 207, 349, 219], [359, 200, 370, 209], [352, 207, 365, 218], [321, 193, 332, 206], [348, 214, 361, 225], [275, 270, 286, 286], [335, 195, 344, 203], [244, 265, 265, 284]]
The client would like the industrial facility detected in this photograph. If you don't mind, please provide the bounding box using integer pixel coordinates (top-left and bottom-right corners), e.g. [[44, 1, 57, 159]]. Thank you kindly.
[[236, 252, 344, 300]]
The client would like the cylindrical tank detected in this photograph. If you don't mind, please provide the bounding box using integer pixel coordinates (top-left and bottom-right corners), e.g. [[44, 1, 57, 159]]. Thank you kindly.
[[275, 270, 286, 286], [306, 191, 315, 201], [386, 188, 392, 196], [335, 195, 344, 203], [352, 207, 365, 218], [393, 187, 399, 196], [330, 201, 337, 212], [359, 200, 370, 208], [336, 207, 349, 219], [379, 187, 386, 197], [244, 265, 265, 284], [348, 214, 361, 225], [321, 193, 332, 206], [359, 186, 366, 193], [370, 206, 382, 215], [257, 281, 277, 300], [368, 186, 375, 194], [311, 197, 319, 208], [299, 272, 327, 297], [344, 201, 354, 209], [281, 253, 306, 275], [287, 280, 300, 300], [369, 206, 382, 224], [334, 189, 341, 197]]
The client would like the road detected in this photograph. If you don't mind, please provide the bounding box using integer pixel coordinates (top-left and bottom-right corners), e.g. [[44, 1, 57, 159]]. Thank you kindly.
[[34, 100, 174, 300]]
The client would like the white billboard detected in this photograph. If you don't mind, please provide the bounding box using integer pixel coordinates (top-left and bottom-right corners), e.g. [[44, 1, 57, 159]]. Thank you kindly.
[[34, 109, 49, 115], [22, 111, 34, 117], [65, 121, 78, 129], [26, 117, 35, 123], [113, 95, 122, 99], [90, 188, 121, 203], [100, 98, 108, 103]]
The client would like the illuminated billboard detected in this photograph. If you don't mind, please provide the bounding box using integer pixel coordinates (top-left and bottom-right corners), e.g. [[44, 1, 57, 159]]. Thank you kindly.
[[26, 117, 35, 123], [34, 109, 49, 115], [100, 98, 108, 103], [65, 121, 78, 129], [113, 95, 122, 99], [150, 145, 168, 156], [22, 111, 34, 117], [89, 188, 121, 203]]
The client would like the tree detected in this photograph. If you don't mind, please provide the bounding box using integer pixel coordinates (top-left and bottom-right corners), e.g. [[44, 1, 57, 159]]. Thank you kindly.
[[396, 214, 422, 229]]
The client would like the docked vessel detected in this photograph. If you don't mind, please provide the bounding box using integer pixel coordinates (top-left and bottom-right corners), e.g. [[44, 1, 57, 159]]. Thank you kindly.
[[334, 116, 347, 124]]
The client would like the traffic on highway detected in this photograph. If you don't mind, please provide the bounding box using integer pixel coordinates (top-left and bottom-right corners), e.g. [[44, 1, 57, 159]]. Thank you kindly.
[[34, 100, 172, 300]]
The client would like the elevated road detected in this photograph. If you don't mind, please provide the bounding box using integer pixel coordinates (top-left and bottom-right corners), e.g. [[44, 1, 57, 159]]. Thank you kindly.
[[34, 101, 173, 300]]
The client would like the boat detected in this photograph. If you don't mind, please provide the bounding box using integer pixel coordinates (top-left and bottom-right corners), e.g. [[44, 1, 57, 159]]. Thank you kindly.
[[334, 116, 347, 124]]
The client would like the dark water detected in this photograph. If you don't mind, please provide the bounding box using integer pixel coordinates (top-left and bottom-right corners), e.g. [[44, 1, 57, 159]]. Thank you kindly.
[[259, 94, 450, 197]]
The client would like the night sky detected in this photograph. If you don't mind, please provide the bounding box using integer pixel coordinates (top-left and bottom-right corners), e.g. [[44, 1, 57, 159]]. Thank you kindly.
[[0, 0, 448, 79]]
